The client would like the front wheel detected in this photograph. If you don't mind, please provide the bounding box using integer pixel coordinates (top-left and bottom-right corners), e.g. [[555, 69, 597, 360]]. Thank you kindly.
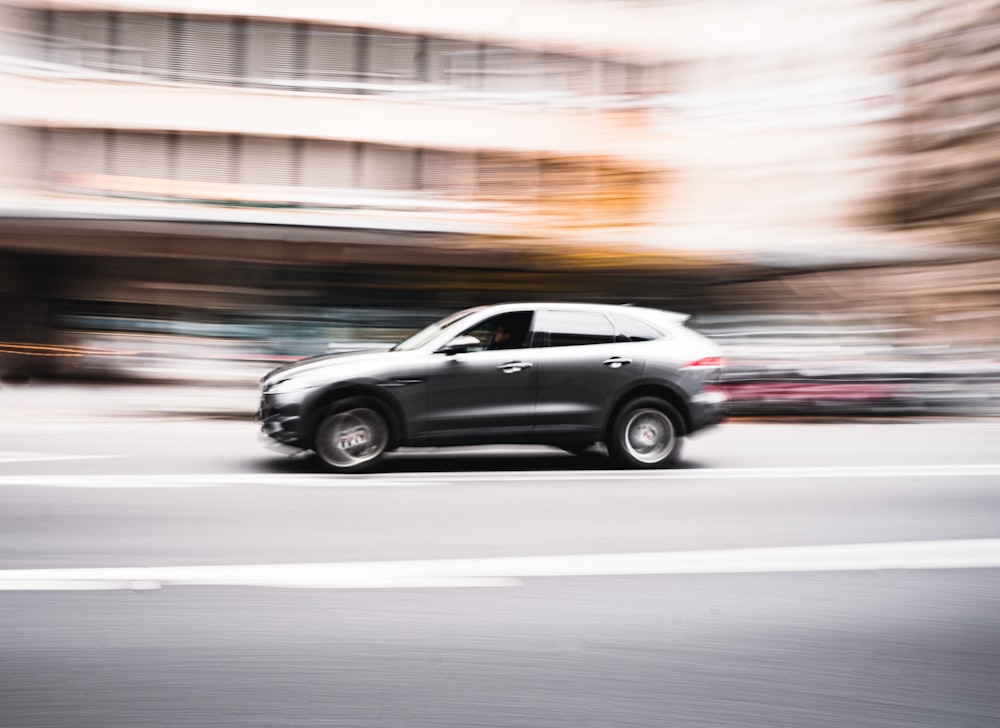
[[608, 397, 683, 469], [314, 398, 390, 473]]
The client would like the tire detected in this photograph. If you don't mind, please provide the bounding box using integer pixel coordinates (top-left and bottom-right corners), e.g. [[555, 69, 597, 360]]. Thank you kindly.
[[607, 397, 683, 469], [313, 397, 390, 473]]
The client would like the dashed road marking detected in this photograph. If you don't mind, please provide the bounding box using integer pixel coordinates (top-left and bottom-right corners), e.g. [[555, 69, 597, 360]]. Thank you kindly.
[[1, 538, 998, 591]]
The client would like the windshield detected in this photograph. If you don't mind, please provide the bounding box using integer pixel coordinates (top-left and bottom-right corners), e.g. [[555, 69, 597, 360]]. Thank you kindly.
[[391, 307, 486, 351]]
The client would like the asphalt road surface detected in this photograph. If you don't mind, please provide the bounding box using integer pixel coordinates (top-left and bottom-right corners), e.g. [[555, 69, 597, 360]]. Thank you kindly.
[[2, 415, 999, 728]]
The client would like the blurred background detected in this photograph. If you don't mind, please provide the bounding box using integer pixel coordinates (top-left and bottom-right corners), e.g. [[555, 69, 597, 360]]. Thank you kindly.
[[1, 0, 998, 416]]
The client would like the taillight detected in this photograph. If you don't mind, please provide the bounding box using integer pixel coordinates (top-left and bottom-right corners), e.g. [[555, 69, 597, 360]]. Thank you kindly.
[[681, 356, 726, 369]]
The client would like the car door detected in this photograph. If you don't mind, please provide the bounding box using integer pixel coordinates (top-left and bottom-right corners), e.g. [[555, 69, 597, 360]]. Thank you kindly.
[[530, 308, 646, 440], [423, 312, 538, 442]]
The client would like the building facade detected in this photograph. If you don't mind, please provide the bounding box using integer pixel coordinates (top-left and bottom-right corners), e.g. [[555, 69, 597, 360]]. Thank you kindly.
[[4, 0, 994, 379]]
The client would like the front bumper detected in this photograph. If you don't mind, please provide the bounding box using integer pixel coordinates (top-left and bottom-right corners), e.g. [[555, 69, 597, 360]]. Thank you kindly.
[[257, 392, 304, 447]]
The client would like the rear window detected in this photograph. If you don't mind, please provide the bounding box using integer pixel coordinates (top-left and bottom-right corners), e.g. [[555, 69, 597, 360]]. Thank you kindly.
[[540, 310, 616, 347], [612, 314, 664, 342]]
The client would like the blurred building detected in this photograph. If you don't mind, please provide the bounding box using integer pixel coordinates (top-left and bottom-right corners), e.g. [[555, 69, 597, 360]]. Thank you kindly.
[[0, 0, 997, 380], [886, 0, 1000, 239], [0, 0, 690, 375]]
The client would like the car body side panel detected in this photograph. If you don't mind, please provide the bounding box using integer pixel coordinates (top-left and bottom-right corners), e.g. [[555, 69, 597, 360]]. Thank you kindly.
[[640, 337, 727, 433], [421, 348, 537, 441], [531, 342, 647, 439]]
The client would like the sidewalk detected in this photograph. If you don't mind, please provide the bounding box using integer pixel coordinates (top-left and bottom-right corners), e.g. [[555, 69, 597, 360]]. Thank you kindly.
[[0, 382, 259, 422]]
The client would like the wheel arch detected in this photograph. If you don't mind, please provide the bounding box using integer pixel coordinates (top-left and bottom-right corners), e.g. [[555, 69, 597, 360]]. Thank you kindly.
[[302, 384, 406, 450], [606, 382, 691, 441]]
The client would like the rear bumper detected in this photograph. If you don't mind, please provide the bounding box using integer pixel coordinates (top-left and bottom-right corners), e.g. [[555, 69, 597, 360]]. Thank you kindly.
[[689, 389, 728, 432]]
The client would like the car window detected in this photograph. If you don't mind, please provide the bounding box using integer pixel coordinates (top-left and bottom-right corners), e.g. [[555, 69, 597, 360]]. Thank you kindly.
[[611, 314, 664, 343], [539, 310, 615, 347], [460, 312, 535, 351], [392, 306, 485, 351]]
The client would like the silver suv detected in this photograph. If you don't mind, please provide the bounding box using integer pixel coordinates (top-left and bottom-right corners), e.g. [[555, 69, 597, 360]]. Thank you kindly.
[[258, 302, 726, 472]]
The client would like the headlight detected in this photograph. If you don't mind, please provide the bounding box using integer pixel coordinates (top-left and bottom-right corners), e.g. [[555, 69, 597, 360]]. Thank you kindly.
[[264, 377, 321, 395]]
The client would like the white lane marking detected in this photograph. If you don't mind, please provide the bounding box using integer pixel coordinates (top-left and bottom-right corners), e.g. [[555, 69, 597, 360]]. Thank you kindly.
[[0, 421, 249, 433], [1, 538, 999, 591], [0, 577, 520, 591], [348, 463, 1000, 484], [0, 474, 433, 488], [1, 463, 1000, 488], [0, 452, 126, 464]]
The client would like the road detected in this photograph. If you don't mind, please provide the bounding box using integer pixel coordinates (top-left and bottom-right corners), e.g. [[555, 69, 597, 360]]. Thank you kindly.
[[1, 412, 999, 728]]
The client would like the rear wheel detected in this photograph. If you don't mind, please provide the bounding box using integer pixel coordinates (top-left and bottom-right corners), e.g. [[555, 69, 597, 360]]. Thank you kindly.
[[608, 397, 683, 469], [314, 398, 390, 473]]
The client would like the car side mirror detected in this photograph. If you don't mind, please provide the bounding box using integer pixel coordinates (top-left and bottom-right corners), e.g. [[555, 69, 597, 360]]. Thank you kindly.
[[438, 335, 481, 355]]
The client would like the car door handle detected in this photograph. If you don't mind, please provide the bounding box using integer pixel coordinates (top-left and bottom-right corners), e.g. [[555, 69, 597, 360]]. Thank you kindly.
[[497, 361, 533, 374], [603, 357, 632, 369]]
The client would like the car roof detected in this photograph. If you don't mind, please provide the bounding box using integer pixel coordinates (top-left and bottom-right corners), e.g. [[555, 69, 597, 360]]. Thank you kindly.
[[483, 302, 689, 323]]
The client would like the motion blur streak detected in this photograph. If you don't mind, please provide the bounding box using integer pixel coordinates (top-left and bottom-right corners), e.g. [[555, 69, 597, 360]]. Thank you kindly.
[[0, 0, 997, 410]]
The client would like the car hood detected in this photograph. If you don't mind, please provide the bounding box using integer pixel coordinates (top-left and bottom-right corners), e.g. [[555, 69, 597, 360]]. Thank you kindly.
[[263, 348, 405, 384]]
